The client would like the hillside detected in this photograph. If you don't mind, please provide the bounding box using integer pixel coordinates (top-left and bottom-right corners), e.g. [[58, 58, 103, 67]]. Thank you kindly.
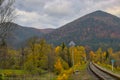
[[4, 10, 120, 50], [39, 28, 54, 34], [5, 23, 54, 48], [44, 10, 120, 50]]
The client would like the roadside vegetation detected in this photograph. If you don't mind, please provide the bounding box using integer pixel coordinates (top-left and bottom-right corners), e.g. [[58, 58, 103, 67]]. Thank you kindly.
[[1, 36, 120, 80], [90, 48, 120, 75], [0, 37, 90, 80]]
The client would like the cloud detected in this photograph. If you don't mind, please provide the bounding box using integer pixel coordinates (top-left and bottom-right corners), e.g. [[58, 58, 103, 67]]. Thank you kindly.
[[106, 6, 120, 16], [44, 0, 73, 17], [16, 9, 40, 22], [15, 0, 47, 12], [14, 0, 120, 29], [15, 9, 58, 29]]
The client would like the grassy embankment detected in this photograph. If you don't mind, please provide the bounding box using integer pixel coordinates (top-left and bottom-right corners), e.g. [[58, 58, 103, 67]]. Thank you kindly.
[[0, 69, 57, 80], [56, 63, 93, 80], [97, 62, 120, 75], [0, 63, 94, 80]]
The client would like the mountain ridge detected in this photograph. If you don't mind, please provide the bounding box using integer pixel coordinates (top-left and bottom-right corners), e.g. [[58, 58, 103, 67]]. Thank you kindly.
[[4, 10, 120, 50], [3, 23, 54, 48], [43, 10, 120, 50]]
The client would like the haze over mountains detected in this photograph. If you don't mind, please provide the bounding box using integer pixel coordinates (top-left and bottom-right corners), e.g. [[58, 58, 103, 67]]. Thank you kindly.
[[6, 23, 54, 48], [6, 10, 120, 50]]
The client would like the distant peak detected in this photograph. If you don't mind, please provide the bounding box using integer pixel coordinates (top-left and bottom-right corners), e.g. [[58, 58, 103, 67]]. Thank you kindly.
[[88, 10, 113, 17], [94, 10, 105, 13], [93, 10, 108, 14]]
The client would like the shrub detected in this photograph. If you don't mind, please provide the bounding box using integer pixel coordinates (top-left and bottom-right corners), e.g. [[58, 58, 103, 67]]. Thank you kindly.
[[57, 73, 68, 80]]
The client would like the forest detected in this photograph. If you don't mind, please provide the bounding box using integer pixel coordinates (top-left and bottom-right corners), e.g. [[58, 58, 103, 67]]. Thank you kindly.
[[0, 37, 120, 80]]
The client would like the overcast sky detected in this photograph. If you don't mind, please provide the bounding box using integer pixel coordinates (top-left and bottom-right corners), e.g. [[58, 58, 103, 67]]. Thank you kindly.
[[14, 0, 120, 29]]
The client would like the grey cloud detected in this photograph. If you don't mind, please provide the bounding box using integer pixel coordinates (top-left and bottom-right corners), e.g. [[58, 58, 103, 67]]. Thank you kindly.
[[14, 0, 120, 29]]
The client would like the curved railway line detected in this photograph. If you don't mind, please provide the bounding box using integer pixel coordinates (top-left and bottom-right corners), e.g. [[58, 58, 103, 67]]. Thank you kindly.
[[88, 62, 120, 80]]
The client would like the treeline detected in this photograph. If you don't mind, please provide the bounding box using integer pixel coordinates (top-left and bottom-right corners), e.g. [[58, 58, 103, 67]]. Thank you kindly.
[[89, 47, 120, 67], [0, 38, 86, 75], [0, 38, 120, 77]]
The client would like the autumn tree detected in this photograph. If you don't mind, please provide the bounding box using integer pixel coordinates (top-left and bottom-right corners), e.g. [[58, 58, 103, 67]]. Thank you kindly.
[[106, 48, 113, 64], [54, 58, 63, 74], [24, 39, 55, 74], [0, 35, 8, 69], [0, 47, 19, 69], [59, 42, 67, 61], [46, 45, 56, 72], [55, 46, 61, 54], [7, 48, 19, 69], [55, 43, 72, 68], [111, 52, 120, 67], [55, 45, 70, 69], [95, 48, 102, 63], [69, 46, 86, 66], [77, 46, 86, 63], [89, 51, 95, 62]]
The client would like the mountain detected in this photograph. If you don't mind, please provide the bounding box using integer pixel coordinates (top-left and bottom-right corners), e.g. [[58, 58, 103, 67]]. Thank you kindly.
[[44, 10, 120, 51], [5, 23, 54, 48], [4, 10, 120, 50], [39, 28, 54, 34]]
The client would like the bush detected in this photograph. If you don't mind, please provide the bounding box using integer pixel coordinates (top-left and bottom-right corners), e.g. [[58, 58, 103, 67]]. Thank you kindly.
[[57, 73, 68, 80], [0, 74, 4, 80], [61, 60, 69, 70], [3, 71, 13, 77]]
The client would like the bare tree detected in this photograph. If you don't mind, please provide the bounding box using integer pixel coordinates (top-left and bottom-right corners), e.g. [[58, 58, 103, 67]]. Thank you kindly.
[[0, 0, 4, 5], [0, 0, 16, 45]]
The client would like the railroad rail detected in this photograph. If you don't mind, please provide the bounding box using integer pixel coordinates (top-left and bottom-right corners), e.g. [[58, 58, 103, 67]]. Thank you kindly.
[[89, 62, 120, 80]]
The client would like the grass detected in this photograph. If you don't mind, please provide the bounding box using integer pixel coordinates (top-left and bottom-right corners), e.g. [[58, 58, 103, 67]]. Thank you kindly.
[[0, 69, 26, 75], [39, 72, 57, 80], [0, 69, 57, 80], [0, 63, 93, 80], [97, 63, 120, 75], [0, 69, 27, 80], [69, 63, 93, 80]]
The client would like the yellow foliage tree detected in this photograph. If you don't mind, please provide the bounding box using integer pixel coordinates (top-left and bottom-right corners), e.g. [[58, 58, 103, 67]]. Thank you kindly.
[[69, 46, 87, 66], [73, 48, 80, 65], [57, 73, 68, 80], [95, 48, 102, 63], [54, 58, 63, 74], [89, 51, 95, 62], [55, 46, 61, 54]]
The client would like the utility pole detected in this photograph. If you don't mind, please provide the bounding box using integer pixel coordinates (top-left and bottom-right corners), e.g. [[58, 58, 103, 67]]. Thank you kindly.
[[69, 41, 75, 67]]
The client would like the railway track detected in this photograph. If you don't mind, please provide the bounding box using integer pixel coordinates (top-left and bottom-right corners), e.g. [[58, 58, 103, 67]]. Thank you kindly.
[[89, 62, 120, 80]]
